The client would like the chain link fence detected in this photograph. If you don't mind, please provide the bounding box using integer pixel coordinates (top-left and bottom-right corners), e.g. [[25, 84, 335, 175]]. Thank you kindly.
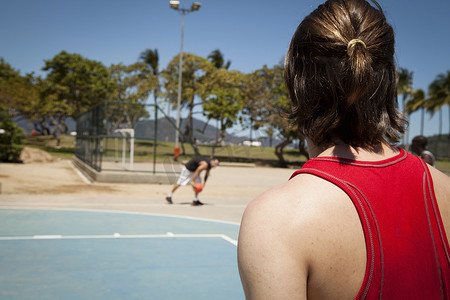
[[75, 103, 104, 171], [428, 135, 450, 159], [75, 101, 198, 173]]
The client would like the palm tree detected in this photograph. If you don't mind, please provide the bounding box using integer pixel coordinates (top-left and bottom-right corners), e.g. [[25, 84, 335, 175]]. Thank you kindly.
[[397, 68, 414, 146], [140, 49, 159, 75], [427, 71, 450, 136], [207, 49, 231, 70], [139, 48, 160, 104], [425, 71, 450, 157], [406, 89, 426, 135], [437, 71, 450, 136], [140, 48, 162, 147]]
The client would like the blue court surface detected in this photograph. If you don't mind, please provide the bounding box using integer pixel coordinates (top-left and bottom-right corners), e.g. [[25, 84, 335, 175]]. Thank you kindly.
[[0, 208, 244, 299]]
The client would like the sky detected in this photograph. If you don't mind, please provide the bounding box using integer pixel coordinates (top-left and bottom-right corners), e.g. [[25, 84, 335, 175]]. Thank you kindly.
[[1, 0, 449, 143]]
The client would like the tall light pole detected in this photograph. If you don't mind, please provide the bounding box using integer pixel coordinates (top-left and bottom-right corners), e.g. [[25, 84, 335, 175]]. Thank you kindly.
[[169, 1, 201, 160]]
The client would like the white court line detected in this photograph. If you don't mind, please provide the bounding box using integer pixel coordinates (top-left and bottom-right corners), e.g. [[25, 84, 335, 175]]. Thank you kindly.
[[220, 234, 238, 246], [0, 206, 241, 226], [0, 202, 246, 208], [68, 160, 92, 184], [0, 232, 238, 246], [33, 235, 63, 239]]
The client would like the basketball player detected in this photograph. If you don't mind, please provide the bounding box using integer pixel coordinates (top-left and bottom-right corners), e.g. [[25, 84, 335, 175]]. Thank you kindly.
[[165, 157, 219, 206]]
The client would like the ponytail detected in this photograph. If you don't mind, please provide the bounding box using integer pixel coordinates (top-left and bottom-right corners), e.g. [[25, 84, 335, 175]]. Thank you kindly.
[[346, 38, 372, 106]]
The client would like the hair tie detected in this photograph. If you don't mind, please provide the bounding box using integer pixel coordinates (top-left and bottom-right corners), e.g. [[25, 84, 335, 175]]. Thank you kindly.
[[347, 39, 367, 54]]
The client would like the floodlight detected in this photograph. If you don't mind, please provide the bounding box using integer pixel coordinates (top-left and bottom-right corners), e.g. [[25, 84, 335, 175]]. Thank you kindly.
[[191, 2, 201, 11], [170, 0, 180, 9]]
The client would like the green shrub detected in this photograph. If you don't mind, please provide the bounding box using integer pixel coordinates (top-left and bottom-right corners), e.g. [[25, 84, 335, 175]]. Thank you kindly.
[[0, 106, 24, 162]]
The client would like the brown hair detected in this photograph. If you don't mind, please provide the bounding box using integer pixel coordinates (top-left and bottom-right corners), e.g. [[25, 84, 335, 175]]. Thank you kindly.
[[284, 0, 406, 149]]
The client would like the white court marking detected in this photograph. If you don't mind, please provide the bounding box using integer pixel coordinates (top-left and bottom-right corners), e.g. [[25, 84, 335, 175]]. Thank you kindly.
[[0, 232, 238, 246], [68, 160, 92, 184], [0, 206, 241, 226]]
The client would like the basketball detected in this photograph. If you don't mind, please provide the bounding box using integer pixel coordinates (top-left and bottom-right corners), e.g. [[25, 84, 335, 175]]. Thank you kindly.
[[193, 183, 203, 193]]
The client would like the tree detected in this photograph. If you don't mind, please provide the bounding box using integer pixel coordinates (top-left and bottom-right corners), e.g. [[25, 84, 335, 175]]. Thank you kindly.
[[0, 59, 52, 134], [427, 71, 450, 156], [201, 69, 244, 152], [397, 67, 414, 146], [0, 59, 37, 117], [162, 53, 214, 147], [42, 51, 114, 120], [270, 64, 307, 166], [207, 49, 231, 70], [426, 71, 450, 138], [107, 62, 158, 130], [263, 126, 274, 147], [426, 71, 450, 158], [242, 63, 307, 166], [241, 66, 275, 144], [0, 105, 23, 162], [139, 48, 161, 104], [139, 48, 163, 147], [140, 49, 159, 77], [0, 58, 22, 112], [0, 57, 20, 78], [406, 89, 426, 136]]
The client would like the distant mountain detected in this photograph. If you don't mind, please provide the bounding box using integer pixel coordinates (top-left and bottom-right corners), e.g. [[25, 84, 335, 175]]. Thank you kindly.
[[135, 117, 219, 143], [15, 115, 281, 147], [135, 117, 281, 147]]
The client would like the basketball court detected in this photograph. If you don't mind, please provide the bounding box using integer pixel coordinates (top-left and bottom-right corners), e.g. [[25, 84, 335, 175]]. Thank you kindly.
[[0, 160, 295, 299], [0, 208, 242, 299]]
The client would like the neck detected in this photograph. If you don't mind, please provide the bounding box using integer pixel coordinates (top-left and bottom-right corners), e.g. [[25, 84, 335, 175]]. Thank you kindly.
[[307, 138, 399, 161]]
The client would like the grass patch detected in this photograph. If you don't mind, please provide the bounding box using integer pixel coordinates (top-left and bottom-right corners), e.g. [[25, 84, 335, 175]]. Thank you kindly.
[[436, 159, 450, 175], [24, 135, 76, 158], [23, 135, 307, 164], [23, 135, 449, 173], [24, 135, 75, 148]]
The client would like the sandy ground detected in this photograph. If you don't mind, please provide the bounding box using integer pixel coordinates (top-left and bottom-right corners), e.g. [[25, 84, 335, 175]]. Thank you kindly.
[[0, 150, 295, 223]]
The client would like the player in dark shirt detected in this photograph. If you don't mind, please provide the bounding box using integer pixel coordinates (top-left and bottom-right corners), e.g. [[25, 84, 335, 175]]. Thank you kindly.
[[165, 157, 219, 206]]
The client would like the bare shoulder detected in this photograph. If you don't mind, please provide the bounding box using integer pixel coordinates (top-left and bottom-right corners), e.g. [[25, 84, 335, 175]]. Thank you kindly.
[[238, 173, 366, 300], [428, 166, 450, 235], [239, 173, 347, 231], [429, 166, 450, 197], [238, 174, 332, 299]]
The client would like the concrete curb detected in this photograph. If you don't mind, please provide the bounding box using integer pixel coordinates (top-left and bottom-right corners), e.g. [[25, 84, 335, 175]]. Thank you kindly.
[[72, 157, 177, 184]]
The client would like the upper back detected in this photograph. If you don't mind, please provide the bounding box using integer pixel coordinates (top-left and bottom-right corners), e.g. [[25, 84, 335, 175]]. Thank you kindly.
[[292, 150, 450, 299], [429, 165, 450, 243]]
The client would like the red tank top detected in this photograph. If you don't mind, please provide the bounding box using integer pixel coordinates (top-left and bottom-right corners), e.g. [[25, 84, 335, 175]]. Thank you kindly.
[[290, 148, 450, 299]]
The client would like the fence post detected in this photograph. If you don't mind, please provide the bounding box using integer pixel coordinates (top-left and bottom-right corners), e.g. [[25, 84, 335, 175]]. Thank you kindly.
[[153, 103, 158, 174]]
